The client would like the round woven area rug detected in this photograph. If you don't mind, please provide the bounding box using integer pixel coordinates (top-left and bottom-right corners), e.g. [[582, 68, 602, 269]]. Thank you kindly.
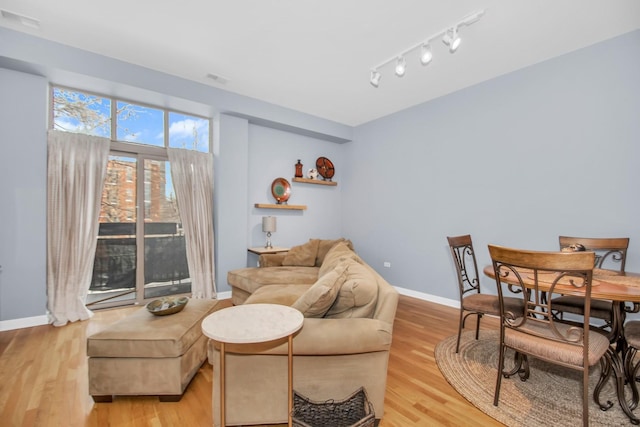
[[435, 330, 632, 426]]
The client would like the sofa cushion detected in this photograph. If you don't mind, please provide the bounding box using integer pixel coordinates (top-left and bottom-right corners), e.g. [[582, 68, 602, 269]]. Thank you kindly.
[[318, 241, 358, 277], [315, 238, 353, 267], [244, 284, 312, 306], [292, 261, 350, 318], [282, 239, 320, 267], [228, 266, 319, 295], [325, 260, 378, 319]]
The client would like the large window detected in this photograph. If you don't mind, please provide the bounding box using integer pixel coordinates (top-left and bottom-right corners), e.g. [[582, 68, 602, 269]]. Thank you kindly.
[[51, 86, 211, 308]]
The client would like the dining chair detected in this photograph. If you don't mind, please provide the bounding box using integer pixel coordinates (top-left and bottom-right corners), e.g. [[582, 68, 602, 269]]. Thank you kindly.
[[550, 236, 630, 338], [488, 244, 612, 427], [447, 235, 522, 353]]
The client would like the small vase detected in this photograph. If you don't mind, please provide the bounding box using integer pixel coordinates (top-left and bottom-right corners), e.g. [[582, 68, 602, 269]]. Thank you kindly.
[[295, 160, 303, 178]]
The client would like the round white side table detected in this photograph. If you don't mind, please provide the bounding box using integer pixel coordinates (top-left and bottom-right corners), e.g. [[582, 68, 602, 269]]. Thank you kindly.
[[202, 303, 304, 427]]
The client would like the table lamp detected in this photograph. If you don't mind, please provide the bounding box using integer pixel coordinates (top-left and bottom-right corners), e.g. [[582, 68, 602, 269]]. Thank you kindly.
[[262, 216, 276, 249]]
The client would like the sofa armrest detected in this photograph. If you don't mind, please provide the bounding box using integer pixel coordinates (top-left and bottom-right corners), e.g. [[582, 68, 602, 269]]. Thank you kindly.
[[258, 253, 287, 267], [212, 318, 393, 356]]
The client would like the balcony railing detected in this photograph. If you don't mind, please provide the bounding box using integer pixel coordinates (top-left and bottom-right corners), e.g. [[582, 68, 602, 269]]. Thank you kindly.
[[88, 222, 190, 304]]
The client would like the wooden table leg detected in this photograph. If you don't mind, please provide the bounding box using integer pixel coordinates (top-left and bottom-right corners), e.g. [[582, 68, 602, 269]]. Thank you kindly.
[[220, 341, 226, 427], [288, 334, 293, 427]]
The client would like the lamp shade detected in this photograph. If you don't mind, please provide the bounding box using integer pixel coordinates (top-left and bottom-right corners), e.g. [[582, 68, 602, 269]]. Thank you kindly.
[[262, 216, 276, 233]]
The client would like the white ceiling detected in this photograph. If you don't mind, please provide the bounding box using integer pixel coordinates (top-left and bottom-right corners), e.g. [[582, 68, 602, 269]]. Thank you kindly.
[[1, 0, 639, 126]]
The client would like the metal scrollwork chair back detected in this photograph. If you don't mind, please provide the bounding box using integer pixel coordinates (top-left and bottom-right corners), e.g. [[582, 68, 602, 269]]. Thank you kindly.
[[559, 236, 628, 272], [447, 235, 522, 353], [488, 244, 612, 427], [550, 236, 630, 339]]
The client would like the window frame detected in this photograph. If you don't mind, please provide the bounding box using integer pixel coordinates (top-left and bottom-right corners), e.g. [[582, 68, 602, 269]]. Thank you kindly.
[[50, 85, 212, 309], [50, 84, 212, 153]]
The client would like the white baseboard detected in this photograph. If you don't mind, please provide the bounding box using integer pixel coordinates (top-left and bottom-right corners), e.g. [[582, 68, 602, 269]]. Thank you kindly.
[[0, 315, 49, 331], [216, 290, 231, 300], [394, 286, 460, 309]]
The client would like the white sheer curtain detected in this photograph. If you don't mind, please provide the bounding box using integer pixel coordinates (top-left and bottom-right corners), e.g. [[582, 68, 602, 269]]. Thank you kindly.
[[47, 130, 110, 327], [168, 148, 216, 299]]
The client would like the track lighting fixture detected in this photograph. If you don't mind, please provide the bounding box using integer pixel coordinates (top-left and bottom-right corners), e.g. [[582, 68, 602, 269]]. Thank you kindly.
[[368, 9, 485, 88], [420, 44, 433, 65], [370, 70, 381, 87], [395, 57, 406, 77], [443, 27, 461, 52]]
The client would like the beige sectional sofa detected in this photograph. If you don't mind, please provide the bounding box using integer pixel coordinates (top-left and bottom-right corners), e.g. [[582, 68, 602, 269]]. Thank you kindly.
[[211, 238, 399, 426]]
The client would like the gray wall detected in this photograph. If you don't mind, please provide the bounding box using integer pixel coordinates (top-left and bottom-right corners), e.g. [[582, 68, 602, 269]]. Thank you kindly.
[[247, 125, 344, 249], [0, 68, 48, 323], [344, 30, 640, 302]]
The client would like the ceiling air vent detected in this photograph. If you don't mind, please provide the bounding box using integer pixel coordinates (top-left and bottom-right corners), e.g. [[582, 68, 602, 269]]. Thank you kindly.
[[205, 73, 230, 85]]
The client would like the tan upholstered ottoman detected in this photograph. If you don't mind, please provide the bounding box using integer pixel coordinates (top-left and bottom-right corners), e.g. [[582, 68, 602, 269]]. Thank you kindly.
[[87, 298, 219, 402]]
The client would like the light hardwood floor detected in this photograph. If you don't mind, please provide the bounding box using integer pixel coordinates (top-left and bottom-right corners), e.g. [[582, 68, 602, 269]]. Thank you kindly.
[[0, 296, 504, 427]]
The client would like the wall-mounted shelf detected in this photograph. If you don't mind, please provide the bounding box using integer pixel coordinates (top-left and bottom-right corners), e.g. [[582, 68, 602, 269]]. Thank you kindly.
[[248, 246, 290, 255], [292, 177, 337, 186], [254, 203, 307, 210]]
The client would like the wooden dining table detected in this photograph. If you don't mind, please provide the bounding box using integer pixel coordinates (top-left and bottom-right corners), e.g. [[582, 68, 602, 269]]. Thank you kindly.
[[483, 265, 640, 344], [483, 264, 640, 424], [483, 265, 640, 302]]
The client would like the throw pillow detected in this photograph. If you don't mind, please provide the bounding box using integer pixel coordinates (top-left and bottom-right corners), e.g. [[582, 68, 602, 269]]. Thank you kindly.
[[315, 238, 354, 266], [283, 239, 320, 267], [325, 260, 378, 319], [291, 261, 350, 318], [318, 241, 358, 277]]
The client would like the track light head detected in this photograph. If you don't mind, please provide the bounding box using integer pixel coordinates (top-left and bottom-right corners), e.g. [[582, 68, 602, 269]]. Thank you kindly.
[[370, 70, 381, 88], [451, 28, 461, 51], [395, 57, 406, 77], [443, 27, 461, 53], [420, 44, 433, 65]]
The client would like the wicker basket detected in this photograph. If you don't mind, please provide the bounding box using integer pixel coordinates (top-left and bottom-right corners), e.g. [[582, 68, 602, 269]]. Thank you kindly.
[[291, 387, 375, 427]]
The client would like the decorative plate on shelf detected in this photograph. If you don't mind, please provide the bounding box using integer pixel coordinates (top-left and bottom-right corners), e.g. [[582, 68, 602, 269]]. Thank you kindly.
[[316, 157, 335, 181], [146, 296, 189, 316], [271, 177, 291, 204]]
